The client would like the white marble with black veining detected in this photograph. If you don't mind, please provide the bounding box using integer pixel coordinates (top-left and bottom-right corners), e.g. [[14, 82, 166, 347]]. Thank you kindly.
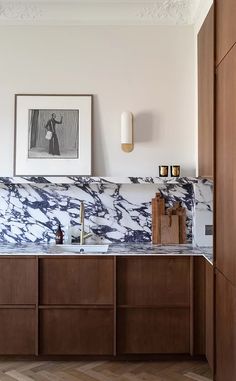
[[193, 179, 213, 247], [0, 178, 195, 244], [0, 176, 198, 185], [0, 177, 213, 245], [0, 242, 213, 264]]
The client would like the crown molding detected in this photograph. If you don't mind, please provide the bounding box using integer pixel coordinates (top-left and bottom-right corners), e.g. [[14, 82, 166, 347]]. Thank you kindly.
[[0, 1, 202, 26]]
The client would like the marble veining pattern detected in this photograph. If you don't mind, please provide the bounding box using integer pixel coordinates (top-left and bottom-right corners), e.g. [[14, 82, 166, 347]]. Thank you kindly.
[[0, 177, 212, 245], [0, 176, 198, 185], [193, 179, 213, 247]]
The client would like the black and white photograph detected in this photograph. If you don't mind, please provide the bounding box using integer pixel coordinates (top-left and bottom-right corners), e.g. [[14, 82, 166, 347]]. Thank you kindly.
[[28, 109, 79, 159], [14, 94, 92, 176]]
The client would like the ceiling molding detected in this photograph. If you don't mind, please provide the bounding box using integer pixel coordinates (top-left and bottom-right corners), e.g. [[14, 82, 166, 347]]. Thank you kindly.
[[0, 0, 202, 26]]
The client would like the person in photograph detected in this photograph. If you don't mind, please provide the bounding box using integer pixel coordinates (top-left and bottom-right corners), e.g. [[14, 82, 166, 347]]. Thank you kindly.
[[45, 113, 63, 156]]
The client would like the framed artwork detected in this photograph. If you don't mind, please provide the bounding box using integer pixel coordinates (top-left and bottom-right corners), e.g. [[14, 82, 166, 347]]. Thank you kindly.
[[14, 94, 92, 176]]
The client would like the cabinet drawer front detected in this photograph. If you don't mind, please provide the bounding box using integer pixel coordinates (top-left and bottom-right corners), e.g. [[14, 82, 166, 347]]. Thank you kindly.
[[40, 308, 114, 355], [0, 309, 35, 355], [117, 257, 190, 306], [117, 308, 190, 354], [39, 258, 114, 305], [0, 258, 36, 304]]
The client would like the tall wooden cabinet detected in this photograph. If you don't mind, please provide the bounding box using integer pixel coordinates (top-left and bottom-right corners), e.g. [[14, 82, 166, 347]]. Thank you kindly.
[[216, 0, 236, 65], [215, 45, 236, 284], [198, 6, 214, 178], [215, 271, 236, 381], [215, 1, 236, 380]]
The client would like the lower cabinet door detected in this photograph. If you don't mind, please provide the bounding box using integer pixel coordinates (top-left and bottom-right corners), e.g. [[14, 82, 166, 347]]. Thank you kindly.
[[0, 309, 35, 355], [117, 308, 190, 354], [40, 308, 114, 355]]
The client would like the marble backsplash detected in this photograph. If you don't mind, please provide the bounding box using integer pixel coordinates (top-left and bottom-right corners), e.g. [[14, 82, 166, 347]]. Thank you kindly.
[[0, 177, 213, 245]]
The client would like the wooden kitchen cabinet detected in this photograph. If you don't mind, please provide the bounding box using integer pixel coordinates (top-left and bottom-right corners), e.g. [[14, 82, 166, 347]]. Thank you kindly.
[[215, 271, 236, 381], [0, 257, 36, 304], [117, 257, 190, 306], [205, 261, 214, 370], [40, 308, 114, 355], [117, 308, 190, 354], [39, 257, 114, 305], [39, 256, 115, 356], [0, 309, 35, 355], [117, 257, 191, 354], [198, 6, 214, 178], [215, 45, 236, 284], [192, 257, 206, 355], [0, 257, 36, 355], [0, 255, 210, 358], [216, 0, 236, 65]]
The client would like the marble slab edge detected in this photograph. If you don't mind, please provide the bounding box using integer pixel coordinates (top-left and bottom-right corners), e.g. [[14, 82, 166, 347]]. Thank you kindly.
[[0, 176, 212, 185], [0, 244, 213, 264]]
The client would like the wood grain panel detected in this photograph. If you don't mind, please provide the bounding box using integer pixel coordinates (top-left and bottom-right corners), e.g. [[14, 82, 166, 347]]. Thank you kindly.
[[117, 257, 190, 306], [40, 308, 114, 355], [117, 308, 190, 354], [0, 309, 35, 355], [215, 45, 236, 284], [0, 258, 36, 305], [205, 261, 214, 370], [215, 271, 236, 381], [39, 257, 114, 305], [192, 257, 206, 355], [216, 0, 236, 65], [198, 5, 214, 178]]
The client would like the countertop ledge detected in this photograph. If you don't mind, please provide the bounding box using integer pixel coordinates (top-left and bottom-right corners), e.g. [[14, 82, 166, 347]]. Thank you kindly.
[[0, 243, 213, 264]]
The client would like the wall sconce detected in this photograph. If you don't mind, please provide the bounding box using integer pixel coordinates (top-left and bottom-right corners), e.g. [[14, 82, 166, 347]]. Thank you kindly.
[[121, 111, 134, 153]]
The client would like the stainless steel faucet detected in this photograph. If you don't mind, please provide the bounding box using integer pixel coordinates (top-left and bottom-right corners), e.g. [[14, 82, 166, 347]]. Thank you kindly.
[[80, 201, 92, 245]]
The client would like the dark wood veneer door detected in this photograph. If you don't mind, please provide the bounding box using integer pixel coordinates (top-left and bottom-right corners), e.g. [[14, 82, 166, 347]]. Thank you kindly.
[[216, 0, 236, 65], [215, 271, 236, 381], [198, 5, 214, 178], [192, 257, 206, 355], [216, 46, 236, 284], [117, 308, 190, 354], [0, 258, 36, 304], [40, 308, 114, 355], [39, 257, 114, 305], [117, 257, 191, 354], [205, 261, 214, 370], [117, 257, 190, 306], [0, 309, 35, 354]]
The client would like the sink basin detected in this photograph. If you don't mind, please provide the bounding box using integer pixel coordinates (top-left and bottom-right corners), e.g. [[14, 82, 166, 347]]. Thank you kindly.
[[59, 244, 109, 253]]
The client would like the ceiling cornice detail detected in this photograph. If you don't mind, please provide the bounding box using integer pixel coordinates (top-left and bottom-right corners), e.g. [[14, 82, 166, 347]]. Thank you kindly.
[[137, 1, 190, 24], [0, 1, 201, 26], [0, 2, 43, 20]]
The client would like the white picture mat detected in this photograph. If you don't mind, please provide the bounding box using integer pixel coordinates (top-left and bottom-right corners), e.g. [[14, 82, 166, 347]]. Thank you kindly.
[[14, 95, 92, 176]]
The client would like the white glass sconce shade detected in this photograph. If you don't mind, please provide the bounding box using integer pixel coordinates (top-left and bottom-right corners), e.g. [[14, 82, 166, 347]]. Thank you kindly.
[[121, 111, 134, 153]]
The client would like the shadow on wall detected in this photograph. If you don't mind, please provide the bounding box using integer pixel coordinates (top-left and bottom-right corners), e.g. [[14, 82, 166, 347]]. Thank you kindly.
[[134, 111, 157, 143], [92, 95, 106, 176]]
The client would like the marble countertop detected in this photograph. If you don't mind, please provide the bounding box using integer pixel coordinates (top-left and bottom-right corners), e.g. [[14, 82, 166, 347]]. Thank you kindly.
[[0, 243, 213, 264]]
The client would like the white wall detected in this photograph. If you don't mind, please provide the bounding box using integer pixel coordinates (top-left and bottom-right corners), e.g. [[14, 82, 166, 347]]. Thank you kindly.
[[194, 0, 214, 34], [0, 26, 196, 177]]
